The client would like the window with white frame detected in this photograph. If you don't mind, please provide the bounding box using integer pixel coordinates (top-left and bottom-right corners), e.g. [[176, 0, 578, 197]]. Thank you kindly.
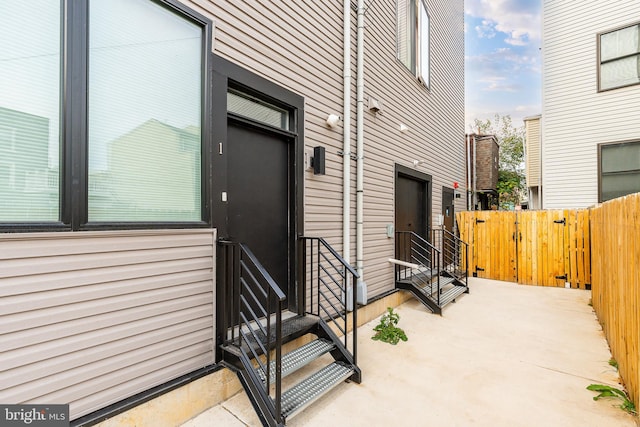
[[599, 22, 640, 91], [599, 140, 640, 202], [397, 0, 430, 88]]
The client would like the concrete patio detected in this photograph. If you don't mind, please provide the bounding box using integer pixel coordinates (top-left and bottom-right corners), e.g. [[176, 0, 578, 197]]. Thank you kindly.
[[182, 278, 637, 427]]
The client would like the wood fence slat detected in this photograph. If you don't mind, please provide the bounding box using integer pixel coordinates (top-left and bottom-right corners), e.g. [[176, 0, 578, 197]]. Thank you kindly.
[[576, 210, 585, 288], [540, 211, 550, 286], [563, 209, 571, 288], [583, 209, 591, 286], [555, 210, 565, 287], [528, 211, 537, 286], [567, 210, 575, 287]]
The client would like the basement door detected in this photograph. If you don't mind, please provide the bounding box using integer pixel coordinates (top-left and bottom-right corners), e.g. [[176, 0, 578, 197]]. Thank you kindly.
[[227, 120, 291, 306]]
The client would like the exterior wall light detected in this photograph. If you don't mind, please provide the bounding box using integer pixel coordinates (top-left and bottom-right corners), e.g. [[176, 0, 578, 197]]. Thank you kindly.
[[326, 114, 341, 128]]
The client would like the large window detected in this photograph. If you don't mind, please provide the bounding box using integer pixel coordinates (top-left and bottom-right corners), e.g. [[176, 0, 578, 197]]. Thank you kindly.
[[89, 0, 202, 221], [0, 1, 60, 222], [0, 0, 210, 229], [599, 22, 640, 91], [599, 140, 640, 202], [397, 0, 430, 87]]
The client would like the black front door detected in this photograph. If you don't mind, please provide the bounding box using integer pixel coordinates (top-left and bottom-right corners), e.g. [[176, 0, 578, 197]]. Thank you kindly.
[[395, 166, 431, 266], [395, 174, 427, 238], [227, 121, 291, 304]]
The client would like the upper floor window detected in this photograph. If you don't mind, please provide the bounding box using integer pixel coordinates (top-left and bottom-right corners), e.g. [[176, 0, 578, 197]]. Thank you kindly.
[[598, 22, 640, 91], [599, 140, 640, 202], [397, 0, 430, 88]]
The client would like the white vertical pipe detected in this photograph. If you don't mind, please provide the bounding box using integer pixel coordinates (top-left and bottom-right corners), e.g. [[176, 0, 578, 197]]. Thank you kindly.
[[466, 134, 472, 210], [473, 134, 477, 210], [355, 0, 367, 304], [342, 0, 352, 264]]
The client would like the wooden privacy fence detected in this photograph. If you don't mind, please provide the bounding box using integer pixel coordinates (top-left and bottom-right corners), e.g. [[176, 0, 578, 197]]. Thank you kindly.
[[456, 209, 591, 288], [590, 193, 640, 409], [458, 194, 640, 409]]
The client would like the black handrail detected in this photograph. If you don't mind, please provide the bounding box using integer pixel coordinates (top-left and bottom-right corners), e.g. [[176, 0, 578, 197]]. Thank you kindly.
[[301, 237, 358, 366], [395, 231, 441, 305], [220, 241, 286, 424], [432, 227, 469, 286]]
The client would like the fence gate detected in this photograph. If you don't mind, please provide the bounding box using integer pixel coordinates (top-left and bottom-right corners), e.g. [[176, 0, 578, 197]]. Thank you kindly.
[[516, 210, 566, 287], [457, 210, 591, 289], [466, 211, 517, 283]]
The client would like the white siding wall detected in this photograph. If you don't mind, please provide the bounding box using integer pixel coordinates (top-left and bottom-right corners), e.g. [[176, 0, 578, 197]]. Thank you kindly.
[[542, 0, 640, 208], [186, 0, 465, 297], [525, 116, 541, 189], [0, 230, 215, 419]]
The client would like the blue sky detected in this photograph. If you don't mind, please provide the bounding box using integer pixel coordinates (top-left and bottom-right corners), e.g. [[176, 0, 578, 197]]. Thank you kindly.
[[465, 0, 542, 130]]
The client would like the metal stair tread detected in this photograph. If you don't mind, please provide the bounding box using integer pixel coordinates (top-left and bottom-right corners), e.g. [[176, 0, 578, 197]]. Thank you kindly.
[[256, 338, 335, 383], [439, 284, 468, 306], [237, 315, 320, 354], [418, 275, 455, 294], [281, 361, 354, 420]]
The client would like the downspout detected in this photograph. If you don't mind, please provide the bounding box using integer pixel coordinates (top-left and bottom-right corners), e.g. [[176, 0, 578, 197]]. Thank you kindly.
[[466, 134, 472, 211], [355, 0, 367, 304], [539, 118, 543, 209], [342, 0, 351, 266], [473, 134, 477, 210]]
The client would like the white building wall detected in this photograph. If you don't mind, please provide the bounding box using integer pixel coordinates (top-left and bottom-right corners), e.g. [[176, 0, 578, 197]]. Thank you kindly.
[[542, 0, 640, 209]]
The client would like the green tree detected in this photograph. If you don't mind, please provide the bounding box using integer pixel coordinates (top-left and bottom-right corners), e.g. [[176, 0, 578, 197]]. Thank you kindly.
[[473, 114, 525, 209]]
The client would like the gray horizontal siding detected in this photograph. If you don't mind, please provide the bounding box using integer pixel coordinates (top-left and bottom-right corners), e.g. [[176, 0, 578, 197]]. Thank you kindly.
[[186, 0, 463, 298], [361, 0, 465, 296], [0, 229, 215, 419]]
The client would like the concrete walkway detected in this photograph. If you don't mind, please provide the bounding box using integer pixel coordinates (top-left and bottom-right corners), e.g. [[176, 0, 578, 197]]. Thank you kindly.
[[182, 278, 637, 427]]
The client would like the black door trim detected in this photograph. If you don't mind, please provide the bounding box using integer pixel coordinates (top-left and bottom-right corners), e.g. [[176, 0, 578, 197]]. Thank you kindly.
[[212, 55, 304, 357], [211, 54, 304, 240], [394, 164, 433, 237]]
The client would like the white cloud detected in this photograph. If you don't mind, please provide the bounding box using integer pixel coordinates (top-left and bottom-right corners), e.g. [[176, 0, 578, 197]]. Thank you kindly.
[[466, 47, 539, 75], [475, 20, 496, 39], [465, 0, 541, 45], [478, 76, 518, 92]]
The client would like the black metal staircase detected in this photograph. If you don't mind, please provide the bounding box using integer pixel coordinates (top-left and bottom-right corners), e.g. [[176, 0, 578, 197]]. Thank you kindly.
[[219, 238, 360, 427], [394, 230, 469, 314]]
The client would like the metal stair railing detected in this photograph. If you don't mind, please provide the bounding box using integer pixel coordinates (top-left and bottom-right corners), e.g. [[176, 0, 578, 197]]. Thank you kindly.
[[395, 231, 441, 306], [432, 228, 469, 286], [220, 241, 286, 425], [300, 237, 359, 367]]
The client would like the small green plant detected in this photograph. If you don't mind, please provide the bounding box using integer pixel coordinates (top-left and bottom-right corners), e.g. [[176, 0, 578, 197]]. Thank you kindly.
[[587, 384, 637, 415], [609, 358, 619, 370], [371, 307, 407, 345]]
